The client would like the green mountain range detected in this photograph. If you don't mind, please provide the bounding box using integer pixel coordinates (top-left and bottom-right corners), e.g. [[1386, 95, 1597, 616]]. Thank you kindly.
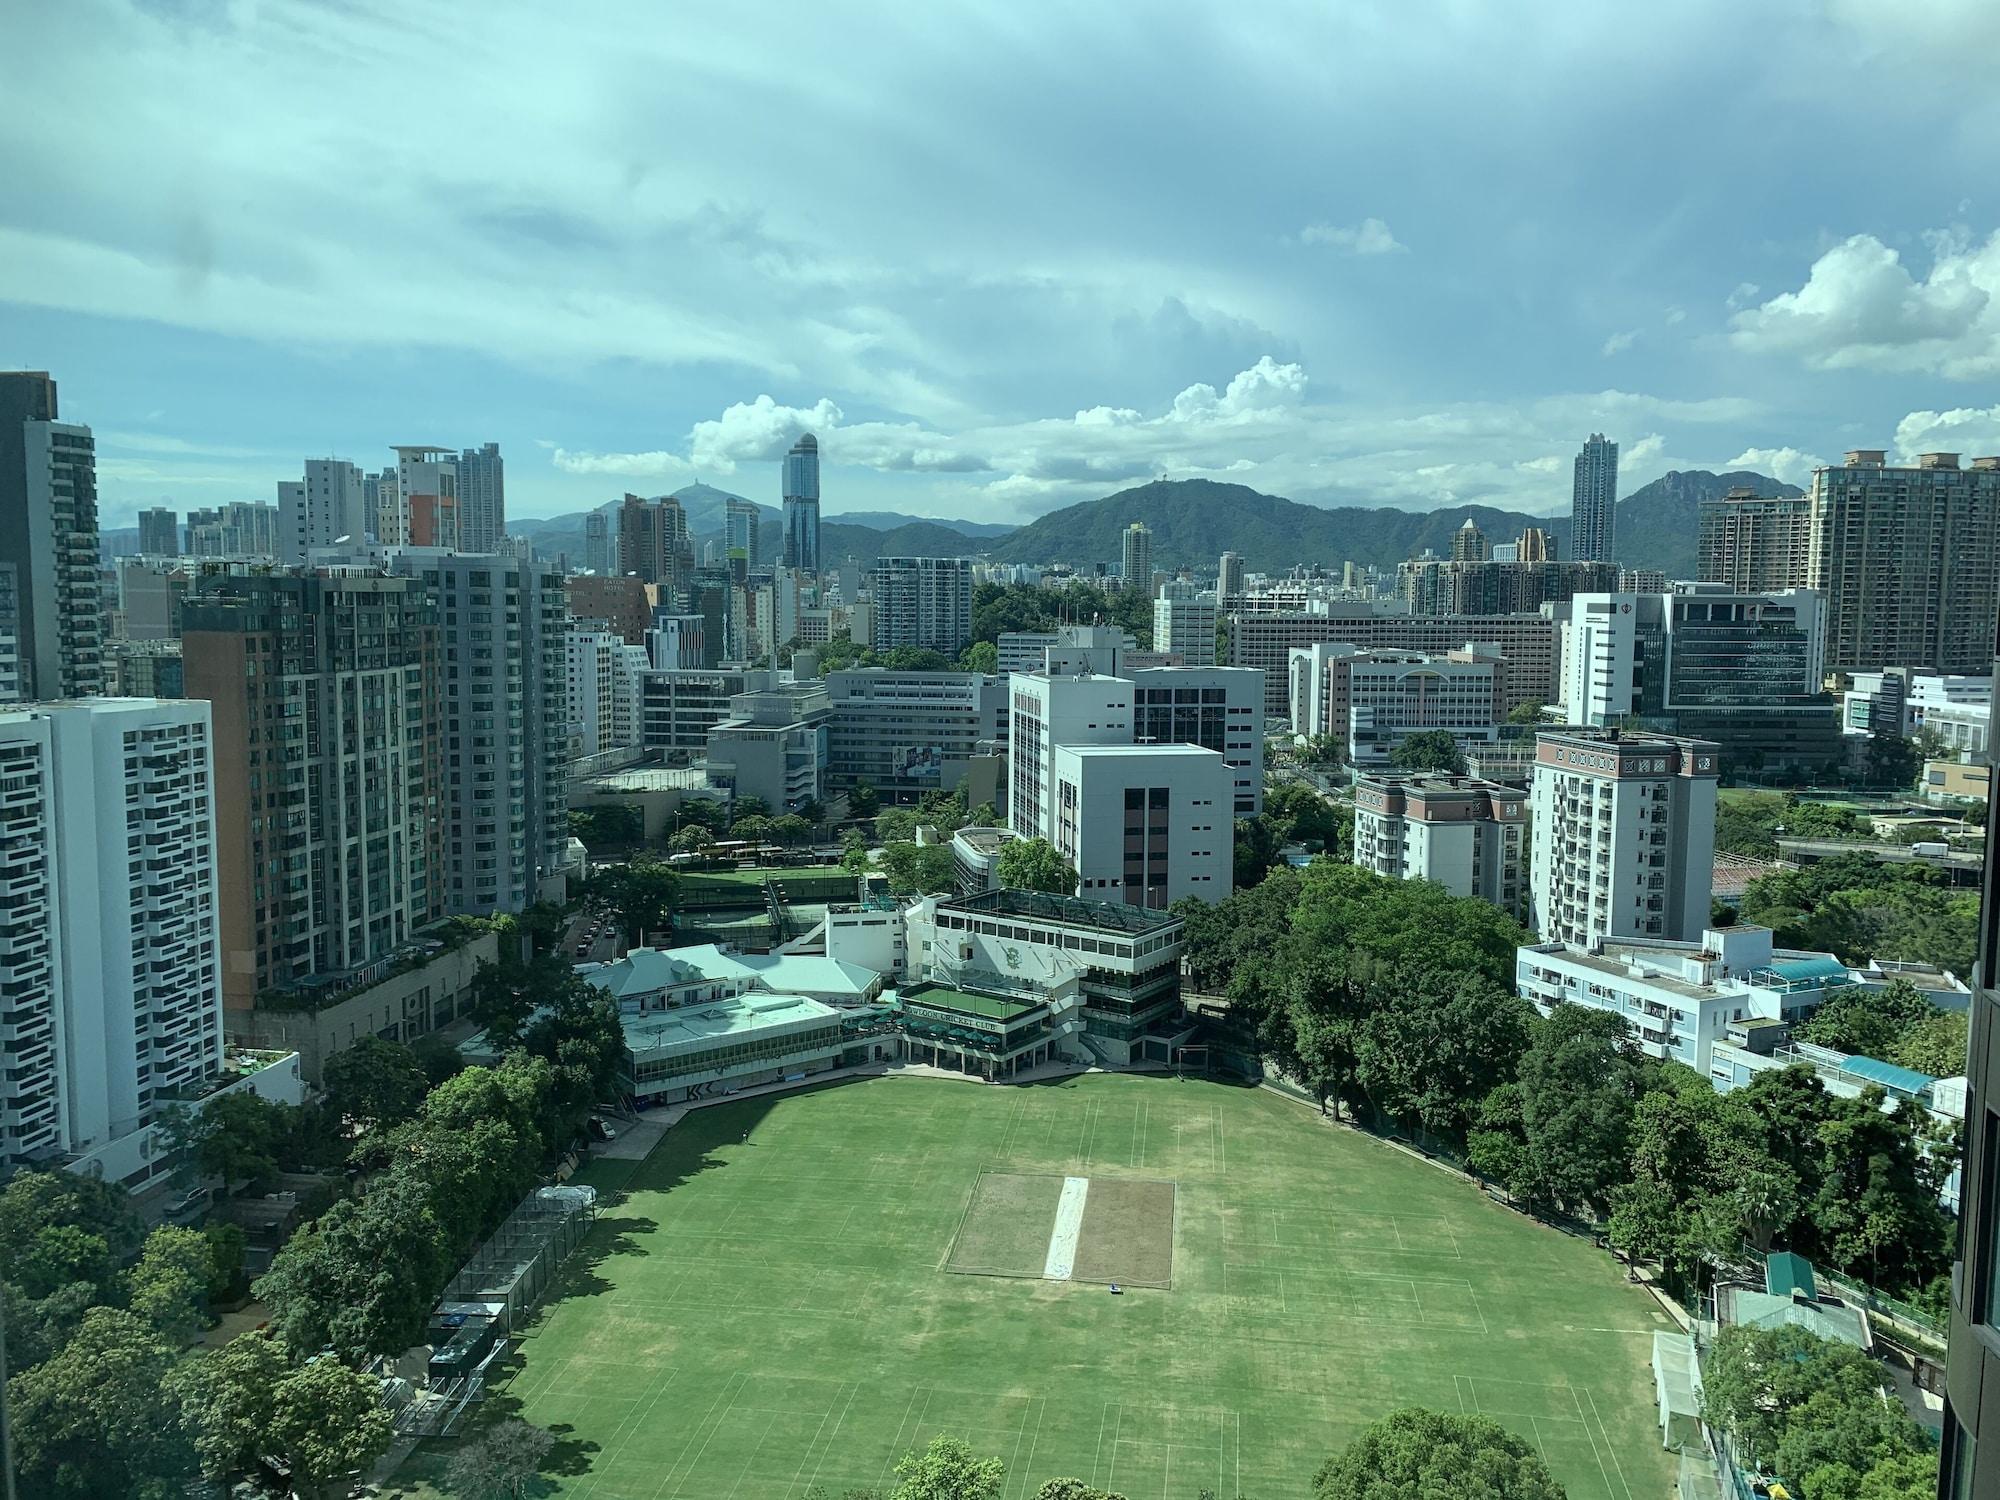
[[982, 470, 1802, 578]]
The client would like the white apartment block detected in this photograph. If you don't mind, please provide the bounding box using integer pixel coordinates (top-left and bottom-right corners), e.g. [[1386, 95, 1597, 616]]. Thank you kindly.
[[0, 700, 224, 1187], [1352, 772, 1528, 918], [1153, 582, 1219, 666], [1517, 924, 1858, 1075], [566, 627, 648, 760], [1287, 643, 1502, 764], [1529, 728, 1719, 948], [278, 457, 371, 563]]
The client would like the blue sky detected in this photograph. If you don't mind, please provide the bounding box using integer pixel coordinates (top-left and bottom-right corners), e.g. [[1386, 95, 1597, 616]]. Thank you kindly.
[[7, 0, 2000, 531]]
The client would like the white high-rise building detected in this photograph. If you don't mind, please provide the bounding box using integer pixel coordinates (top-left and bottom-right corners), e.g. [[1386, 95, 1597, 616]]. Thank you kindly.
[[567, 627, 649, 759], [0, 699, 224, 1187], [279, 457, 371, 563], [1152, 581, 1219, 666], [1122, 522, 1154, 595], [1007, 663, 1233, 907], [0, 372, 102, 700], [1529, 728, 1718, 948]]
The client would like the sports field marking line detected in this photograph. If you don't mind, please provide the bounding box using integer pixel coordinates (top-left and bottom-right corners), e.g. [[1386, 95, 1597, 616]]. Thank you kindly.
[[1079, 1100, 1099, 1167], [1004, 1395, 1039, 1500], [940, 1170, 989, 1271], [1526, 1415, 1556, 1466], [575, 1364, 683, 1498], [1090, 1403, 1115, 1488], [649, 1370, 746, 1500], [1105, 1404, 1125, 1492], [792, 1379, 861, 1500], [1453, 1373, 1473, 1414], [1042, 1175, 1091, 1280], [1234, 1409, 1241, 1498], [879, 1387, 937, 1488], [1582, 1387, 1636, 1500]]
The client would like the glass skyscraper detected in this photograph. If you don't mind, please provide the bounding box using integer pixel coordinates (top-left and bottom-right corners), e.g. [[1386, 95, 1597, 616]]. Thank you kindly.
[[781, 433, 820, 573], [1570, 432, 1618, 562]]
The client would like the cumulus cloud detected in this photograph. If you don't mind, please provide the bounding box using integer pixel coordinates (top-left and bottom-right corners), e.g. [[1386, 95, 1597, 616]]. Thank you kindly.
[[1729, 230, 2000, 378], [688, 396, 844, 470], [1727, 445, 1827, 486], [1297, 218, 1404, 255], [552, 448, 697, 478], [1601, 330, 1640, 356], [1167, 356, 1308, 422], [1893, 405, 2000, 461], [1622, 434, 1667, 471]]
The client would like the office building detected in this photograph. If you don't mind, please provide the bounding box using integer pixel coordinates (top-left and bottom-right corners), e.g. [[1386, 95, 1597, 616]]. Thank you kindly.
[[1940, 604, 2000, 1493], [823, 669, 1008, 797], [456, 441, 505, 552], [138, 507, 179, 557], [998, 627, 1137, 677], [1449, 518, 1489, 562], [584, 510, 613, 575], [1353, 772, 1528, 918], [186, 501, 279, 558], [366, 548, 568, 913], [1131, 664, 1264, 816], [105, 638, 184, 698], [725, 496, 762, 567], [0, 699, 224, 1188], [1233, 609, 1557, 716], [869, 555, 973, 656], [115, 557, 195, 642], [704, 677, 830, 811], [0, 371, 103, 699], [782, 433, 821, 573], [1571, 432, 1618, 562], [641, 667, 753, 759], [181, 572, 440, 1013], [1399, 558, 1620, 616], [1153, 581, 1219, 666], [0, 562, 20, 704], [1807, 450, 2000, 673], [1049, 743, 1231, 908], [1122, 522, 1154, 595], [1697, 488, 1813, 593], [1288, 644, 1503, 764], [1219, 551, 1246, 602], [1557, 584, 1827, 716], [278, 457, 371, 563], [567, 573, 654, 645], [1529, 728, 1719, 948], [648, 614, 707, 671]]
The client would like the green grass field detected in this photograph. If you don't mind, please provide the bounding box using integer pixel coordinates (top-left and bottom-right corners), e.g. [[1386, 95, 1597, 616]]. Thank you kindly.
[[436, 1074, 1678, 1500]]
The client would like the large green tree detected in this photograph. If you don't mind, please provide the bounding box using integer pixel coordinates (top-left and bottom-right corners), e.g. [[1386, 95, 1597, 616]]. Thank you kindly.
[[173, 1328, 391, 1495], [1353, 968, 1535, 1139], [1312, 1407, 1565, 1500], [125, 1224, 215, 1346], [1386, 730, 1467, 776], [890, 1435, 1006, 1500], [322, 1035, 430, 1130], [995, 836, 1078, 895], [445, 1417, 557, 1499], [8, 1306, 195, 1500]]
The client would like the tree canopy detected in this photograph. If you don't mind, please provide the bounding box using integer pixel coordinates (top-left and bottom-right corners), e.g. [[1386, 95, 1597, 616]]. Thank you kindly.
[[996, 836, 1078, 895], [1312, 1407, 1565, 1500]]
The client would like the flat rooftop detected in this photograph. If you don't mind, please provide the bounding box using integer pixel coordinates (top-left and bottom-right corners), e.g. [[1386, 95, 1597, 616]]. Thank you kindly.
[[621, 993, 839, 1057], [942, 886, 1182, 936], [896, 985, 1042, 1024]]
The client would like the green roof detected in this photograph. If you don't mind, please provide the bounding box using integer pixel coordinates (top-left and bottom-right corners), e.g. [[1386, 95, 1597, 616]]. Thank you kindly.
[[1765, 1251, 1816, 1300], [896, 985, 1041, 1024]]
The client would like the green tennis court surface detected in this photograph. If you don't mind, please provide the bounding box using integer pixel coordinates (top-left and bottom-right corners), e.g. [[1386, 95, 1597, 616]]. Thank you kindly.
[[412, 1073, 1677, 1500]]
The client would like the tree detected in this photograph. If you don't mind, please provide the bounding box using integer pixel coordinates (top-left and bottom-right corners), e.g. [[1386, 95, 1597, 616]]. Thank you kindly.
[[1386, 730, 1467, 776], [995, 836, 1078, 895], [257, 1173, 452, 1362], [1894, 1009, 1969, 1077], [598, 858, 680, 946], [174, 1331, 392, 1493], [669, 824, 716, 858], [1034, 1483, 1129, 1500], [1796, 979, 1939, 1060], [0, 1168, 142, 1304], [849, 782, 882, 819], [890, 1435, 1006, 1500], [322, 1035, 430, 1129], [445, 1417, 557, 1499], [1312, 1407, 1564, 1500], [1505, 1006, 1652, 1219], [772, 813, 815, 847], [1504, 700, 1547, 726], [204, 1221, 250, 1305], [879, 840, 957, 896], [731, 814, 775, 844], [189, 1088, 291, 1192], [125, 1224, 214, 1346], [1353, 968, 1535, 1139], [958, 640, 999, 673], [9, 1306, 195, 1500]]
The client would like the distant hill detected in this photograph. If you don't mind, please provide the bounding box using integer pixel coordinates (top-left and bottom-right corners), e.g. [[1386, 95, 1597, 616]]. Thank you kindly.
[[829, 510, 1016, 538], [981, 471, 1803, 577], [819, 519, 1001, 570]]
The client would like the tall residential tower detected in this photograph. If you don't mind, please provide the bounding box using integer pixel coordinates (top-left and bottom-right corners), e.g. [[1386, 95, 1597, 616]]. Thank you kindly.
[[1570, 433, 1618, 562], [0, 371, 103, 699], [782, 433, 821, 573]]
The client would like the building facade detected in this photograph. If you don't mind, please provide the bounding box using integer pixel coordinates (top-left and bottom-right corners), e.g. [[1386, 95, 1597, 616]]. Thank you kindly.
[[0, 700, 223, 1189], [279, 458, 371, 563], [185, 501, 280, 558], [704, 678, 830, 811], [181, 571, 441, 1012], [1122, 522, 1154, 594], [1808, 450, 2000, 674], [1353, 772, 1528, 918], [822, 668, 1007, 797], [0, 371, 103, 699], [456, 441, 506, 553], [1288, 644, 1503, 764], [1529, 728, 1719, 948], [1696, 487, 1812, 593], [1130, 665, 1264, 816], [1399, 558, 1620, 616], [138, 507, 179, 556], [1153, 581, 1219, 665], [1048, 742, 1232, 909], [869, 555, 973, 657], [1234, 608, 1557, 716], [1571, 432, 1618, 562], [782, 433, 821, 573]]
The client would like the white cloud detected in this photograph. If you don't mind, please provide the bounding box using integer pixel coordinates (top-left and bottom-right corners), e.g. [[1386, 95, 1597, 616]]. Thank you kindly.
[[1893, 405, 2000, 462], [1297, 218, 1404, 255], [1664, 307, 1686, 326], [1726, 282, 1761, 310], [1729, 230, 2000, 378], [688, 396, 844, 471], [1601, 329, 1640, 356], [1727, 445, 1826, 486], [551, 448, 697, 478], [1622, 433, 1667, 471]]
